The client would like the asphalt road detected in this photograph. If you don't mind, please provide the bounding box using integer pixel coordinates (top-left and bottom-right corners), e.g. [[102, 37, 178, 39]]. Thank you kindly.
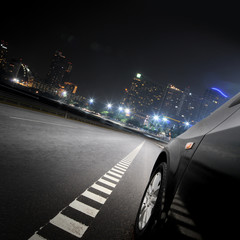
[[0, 103, 168, 240]]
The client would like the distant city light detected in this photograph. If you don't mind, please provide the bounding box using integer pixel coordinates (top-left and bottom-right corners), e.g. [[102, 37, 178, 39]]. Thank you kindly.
[[136, 73, 142, 78], [162, 117, 168, 122], [184, 122, 190, 126], [211, 88, 228, 98], [1, 43, 7, 49], [12, 78, 19, 83], [107, 103, 112, 109], [62, 91, 67, 97], [89, 98, 94, 104], [153, 115, 159, 121], [118, 106, 123, 112], [125, 108, 130, 114]]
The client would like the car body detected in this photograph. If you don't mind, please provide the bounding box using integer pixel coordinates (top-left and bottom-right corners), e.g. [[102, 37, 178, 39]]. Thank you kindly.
[[135, 92, 240, 239]]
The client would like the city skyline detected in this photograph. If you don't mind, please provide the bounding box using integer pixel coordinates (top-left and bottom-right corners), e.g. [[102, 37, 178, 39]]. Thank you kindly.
[[3, 39, 239, 102], [0, 39, 231, 125], [122, 73, 229, 124], [1, 41, 233, 102], [2, 2, 240, 101]]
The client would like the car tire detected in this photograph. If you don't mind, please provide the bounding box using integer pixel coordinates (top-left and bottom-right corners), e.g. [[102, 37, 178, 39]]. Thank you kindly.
[[134, 162, 167, 239]]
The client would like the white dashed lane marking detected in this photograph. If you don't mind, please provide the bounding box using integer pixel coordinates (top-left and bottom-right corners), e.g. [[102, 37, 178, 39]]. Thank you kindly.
[[50, 213, 88, 238], [10, 116, 78, 129], [81, 190, 107, 204], [98, 178, 116, 188], [28, 141, 145, 239], [28, 234, 47, 240], [69, 200, 99, 218], [107, 170, 122, 178], [91, 183, 113, 195], [103, 173, 120, 182]]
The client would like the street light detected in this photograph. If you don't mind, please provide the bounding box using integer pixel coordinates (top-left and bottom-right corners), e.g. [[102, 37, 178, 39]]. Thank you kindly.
[[89, 98, 94, 104], [12, 78, 19, 83], [162, 117, 168, 122], [118, 106, 123, 112], [125, 108, 130, 115], [62, 91, 67, 97], [107, 103, 112, 109], [153, 115, 159, 121]]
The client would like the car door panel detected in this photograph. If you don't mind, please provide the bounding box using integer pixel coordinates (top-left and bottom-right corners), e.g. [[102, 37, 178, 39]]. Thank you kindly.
[[175, 107, 240, 239]]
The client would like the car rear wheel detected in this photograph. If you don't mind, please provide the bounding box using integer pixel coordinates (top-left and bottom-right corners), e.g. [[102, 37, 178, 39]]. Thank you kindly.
[[134, 162, 167, 239]]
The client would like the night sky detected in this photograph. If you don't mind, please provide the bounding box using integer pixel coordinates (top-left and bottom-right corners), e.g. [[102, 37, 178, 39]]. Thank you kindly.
[[2, 1, 240, 101]]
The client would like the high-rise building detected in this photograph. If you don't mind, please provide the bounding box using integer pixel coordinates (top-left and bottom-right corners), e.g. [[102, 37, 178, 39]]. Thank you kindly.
[[160, 84, 184, 118], [177, 88, 200, 124], [45, 51, 72, 87], [197, 87, 229, 121], [122, 73, 164, 116], [160, 84, 200, 124], [0, 40, 8, 72]]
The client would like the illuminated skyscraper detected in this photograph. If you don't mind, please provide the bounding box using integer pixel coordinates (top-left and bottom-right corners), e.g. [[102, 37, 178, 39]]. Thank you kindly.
[[160, 84, 200, 123], [197, 87, 229, 121], [122, 73, 164, 116], [160, 84, 184, 117], [45, 50, 72, 87]]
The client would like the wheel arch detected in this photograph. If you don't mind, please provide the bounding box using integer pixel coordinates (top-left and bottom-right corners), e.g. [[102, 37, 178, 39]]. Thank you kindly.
[[151, 149, 169, 177]]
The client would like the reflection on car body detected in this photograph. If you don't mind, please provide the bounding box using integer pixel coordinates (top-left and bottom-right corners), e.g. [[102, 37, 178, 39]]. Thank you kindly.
[[135, 92, 240, 239]]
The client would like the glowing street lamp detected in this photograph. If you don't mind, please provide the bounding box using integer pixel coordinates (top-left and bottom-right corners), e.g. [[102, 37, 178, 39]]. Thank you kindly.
[[89, 98, 94, 104], [62, 91, 67, 97], [118, 106, 123, 112], [153, 115, 159, 121], [125, 108, 130, 115], [184, 122, 190, 126], [162, 117, 168, 122], [12, 78, 19, 83], [107, 103, 112, 109]]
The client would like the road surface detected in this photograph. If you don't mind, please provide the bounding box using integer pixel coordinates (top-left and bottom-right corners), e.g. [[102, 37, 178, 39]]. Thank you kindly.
[[0, 103, 165, 240]]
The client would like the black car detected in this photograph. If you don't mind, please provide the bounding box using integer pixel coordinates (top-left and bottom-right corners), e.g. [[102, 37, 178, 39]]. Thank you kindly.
[[134, 92, 240, 239]]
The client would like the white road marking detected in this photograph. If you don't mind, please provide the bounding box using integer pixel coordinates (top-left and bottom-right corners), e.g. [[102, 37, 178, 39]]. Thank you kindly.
[[108, 170, 122, 178], [120, 160, 131, 165], [111, 168, 125, 174], [10, 116, 77, 128], [116, 163, 128, 169], [114, 165, 126, 171], [103, 173, 120, 182], [50, 213, 88, 238], [69, 199, 99, 218], [28, 141, 145, 239], [118, 162, 129, 167], [91, 183, 112, 195], [28, 234, 47, 240], [82, 190, 107, 204], [121, 158, 132, 162], [98, 178, 116, 188]]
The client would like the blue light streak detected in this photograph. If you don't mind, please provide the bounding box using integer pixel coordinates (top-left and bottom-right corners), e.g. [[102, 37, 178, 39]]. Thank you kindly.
[[211, 88, 228, 98]]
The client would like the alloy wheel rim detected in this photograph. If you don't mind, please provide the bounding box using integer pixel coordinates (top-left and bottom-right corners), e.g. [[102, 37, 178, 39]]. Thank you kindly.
[[138, 172, 162, 230]]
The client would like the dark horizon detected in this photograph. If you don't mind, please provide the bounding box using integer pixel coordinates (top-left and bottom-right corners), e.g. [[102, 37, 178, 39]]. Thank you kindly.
[[2, 2, 240, 101]]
